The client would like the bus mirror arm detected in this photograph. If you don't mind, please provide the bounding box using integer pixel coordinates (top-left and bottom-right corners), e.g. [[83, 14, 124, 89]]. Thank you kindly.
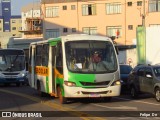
[[115, 46, 119, 55]]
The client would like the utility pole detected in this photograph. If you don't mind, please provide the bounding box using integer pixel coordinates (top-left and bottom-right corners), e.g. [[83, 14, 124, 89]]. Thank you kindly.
[[142, 0, 145, 27]]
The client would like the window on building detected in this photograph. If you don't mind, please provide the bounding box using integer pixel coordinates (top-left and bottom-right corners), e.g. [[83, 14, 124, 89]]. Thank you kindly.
[[46, 29, 60, 39], [12, 34, 16, 36], [45, 6, 59, 17], [63, 28, 68, 33], [127, 2, 132, 6], [149, 0, 160, 12], [12, 20, 16, 23], [4, 8, 9, 12], [71, 5, 76, 10], [72, 28, 76, 32], [106, 3, 122, 14], [63, 5, 67, 10], [82, 4, 96, 16], [82, 27, 97, 35], [128, 25, 133, 30], [137, 1, 142, 6], [106, 26, 122, 38], [12, 27, 16, 30], [5, 21, 9, 24], [19, 27, 22, 30]]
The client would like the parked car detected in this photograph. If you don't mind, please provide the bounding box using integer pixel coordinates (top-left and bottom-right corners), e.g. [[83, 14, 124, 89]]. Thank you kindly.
[[120, 64, 133, 92], [128, 64, 160, 102]]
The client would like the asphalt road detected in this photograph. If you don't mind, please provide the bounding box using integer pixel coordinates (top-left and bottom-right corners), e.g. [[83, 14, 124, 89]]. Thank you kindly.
[[0, 84, 160, 120]]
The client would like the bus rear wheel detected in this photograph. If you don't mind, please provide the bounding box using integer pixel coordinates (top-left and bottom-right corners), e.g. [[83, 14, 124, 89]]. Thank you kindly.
[[57, 86, 67, 104]]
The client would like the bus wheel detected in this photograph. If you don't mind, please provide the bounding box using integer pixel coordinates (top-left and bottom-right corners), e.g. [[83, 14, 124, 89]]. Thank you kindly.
[[57, 86, 67, 104]]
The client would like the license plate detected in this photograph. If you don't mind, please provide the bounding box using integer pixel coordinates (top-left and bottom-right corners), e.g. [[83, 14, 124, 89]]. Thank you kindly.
[[89, 94, 100, 97], [19, 79, 24, 81]]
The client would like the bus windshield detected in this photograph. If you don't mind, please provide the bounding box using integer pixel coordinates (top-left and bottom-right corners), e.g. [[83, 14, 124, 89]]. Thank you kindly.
[[0, 50, 25, 72], [65, 40, 118, 73]]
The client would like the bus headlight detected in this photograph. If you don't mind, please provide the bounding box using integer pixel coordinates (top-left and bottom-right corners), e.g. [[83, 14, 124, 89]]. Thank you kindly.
[[111, 80, 121, 86], [18, 72, 27, 78], [64, 81, 76, 87], [22, 73, 25, 77]]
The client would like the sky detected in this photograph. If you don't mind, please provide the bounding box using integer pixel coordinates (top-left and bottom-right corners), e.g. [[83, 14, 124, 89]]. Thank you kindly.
[[11, 0, 40, 15]]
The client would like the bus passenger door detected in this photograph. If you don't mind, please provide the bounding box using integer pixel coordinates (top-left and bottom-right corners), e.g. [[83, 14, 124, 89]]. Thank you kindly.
[[55, 43, 63, 96], [52, 46, 56, 95]]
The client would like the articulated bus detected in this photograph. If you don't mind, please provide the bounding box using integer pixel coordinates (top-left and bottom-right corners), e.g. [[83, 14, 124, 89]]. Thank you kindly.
[[0, 49, 28, 86], [28, 34, 121, 104]]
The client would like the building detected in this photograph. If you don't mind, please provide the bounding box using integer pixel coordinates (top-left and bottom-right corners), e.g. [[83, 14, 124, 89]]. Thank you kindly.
[[0, 0, 22, 37], [10, 16, 22, 37], [40, 0, 160, 45], [20, 2, 42, 38]]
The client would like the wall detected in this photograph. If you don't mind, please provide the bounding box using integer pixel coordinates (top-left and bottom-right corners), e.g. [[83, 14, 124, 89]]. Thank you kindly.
[[146, 27, 160, 65], [137, 26, 160, 65]]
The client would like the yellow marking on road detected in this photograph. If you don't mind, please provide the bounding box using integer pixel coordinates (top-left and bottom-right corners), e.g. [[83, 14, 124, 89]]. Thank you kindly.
[[0, 89, 106, 120]]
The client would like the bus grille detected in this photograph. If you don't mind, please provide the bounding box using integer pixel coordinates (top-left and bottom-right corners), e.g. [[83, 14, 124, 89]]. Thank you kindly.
[[82, 91, 108, 94], [80, 81, 110, 86], [3, 73, 19, 75]]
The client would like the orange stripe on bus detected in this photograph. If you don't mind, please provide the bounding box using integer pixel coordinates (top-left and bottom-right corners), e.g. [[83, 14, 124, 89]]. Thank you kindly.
[[54, 69, 64, 78]]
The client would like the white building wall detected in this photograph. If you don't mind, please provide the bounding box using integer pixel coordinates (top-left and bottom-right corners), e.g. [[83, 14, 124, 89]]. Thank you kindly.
[[146, 27, 160, 65]]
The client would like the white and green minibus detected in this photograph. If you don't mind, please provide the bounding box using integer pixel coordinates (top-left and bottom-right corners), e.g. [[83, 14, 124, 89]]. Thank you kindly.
[[28, 34, 121, 104]]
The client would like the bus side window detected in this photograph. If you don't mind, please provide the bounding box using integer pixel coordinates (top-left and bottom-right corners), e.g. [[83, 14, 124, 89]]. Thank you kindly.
[[56, 43, 63, 74], [42, 44, 49, 67], [36, 45, 42, 66]]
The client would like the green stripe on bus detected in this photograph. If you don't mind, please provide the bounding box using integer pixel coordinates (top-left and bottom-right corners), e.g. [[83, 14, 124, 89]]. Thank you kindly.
[[48, 38, 61, 46], [68, 72, 95, 87], [46, 76, 49, 93]]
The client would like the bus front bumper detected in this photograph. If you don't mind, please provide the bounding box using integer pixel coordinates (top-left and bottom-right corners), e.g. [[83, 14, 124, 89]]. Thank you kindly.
[[63, 85, 121, 98], [0, 77, 28, 85]]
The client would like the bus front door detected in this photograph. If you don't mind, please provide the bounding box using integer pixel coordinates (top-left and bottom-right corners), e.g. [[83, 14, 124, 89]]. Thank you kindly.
[[52, 46, 56, 95]]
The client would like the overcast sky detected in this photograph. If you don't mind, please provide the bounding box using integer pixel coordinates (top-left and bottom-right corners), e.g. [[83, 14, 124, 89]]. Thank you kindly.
[[11, 0, 40, 15]]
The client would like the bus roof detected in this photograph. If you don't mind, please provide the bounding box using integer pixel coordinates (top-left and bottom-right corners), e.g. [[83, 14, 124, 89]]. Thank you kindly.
[[30, 34, 112, 46]]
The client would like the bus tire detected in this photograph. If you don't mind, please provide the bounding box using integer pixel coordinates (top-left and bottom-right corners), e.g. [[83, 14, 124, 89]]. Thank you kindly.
[[57, 86, 67, 104]]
